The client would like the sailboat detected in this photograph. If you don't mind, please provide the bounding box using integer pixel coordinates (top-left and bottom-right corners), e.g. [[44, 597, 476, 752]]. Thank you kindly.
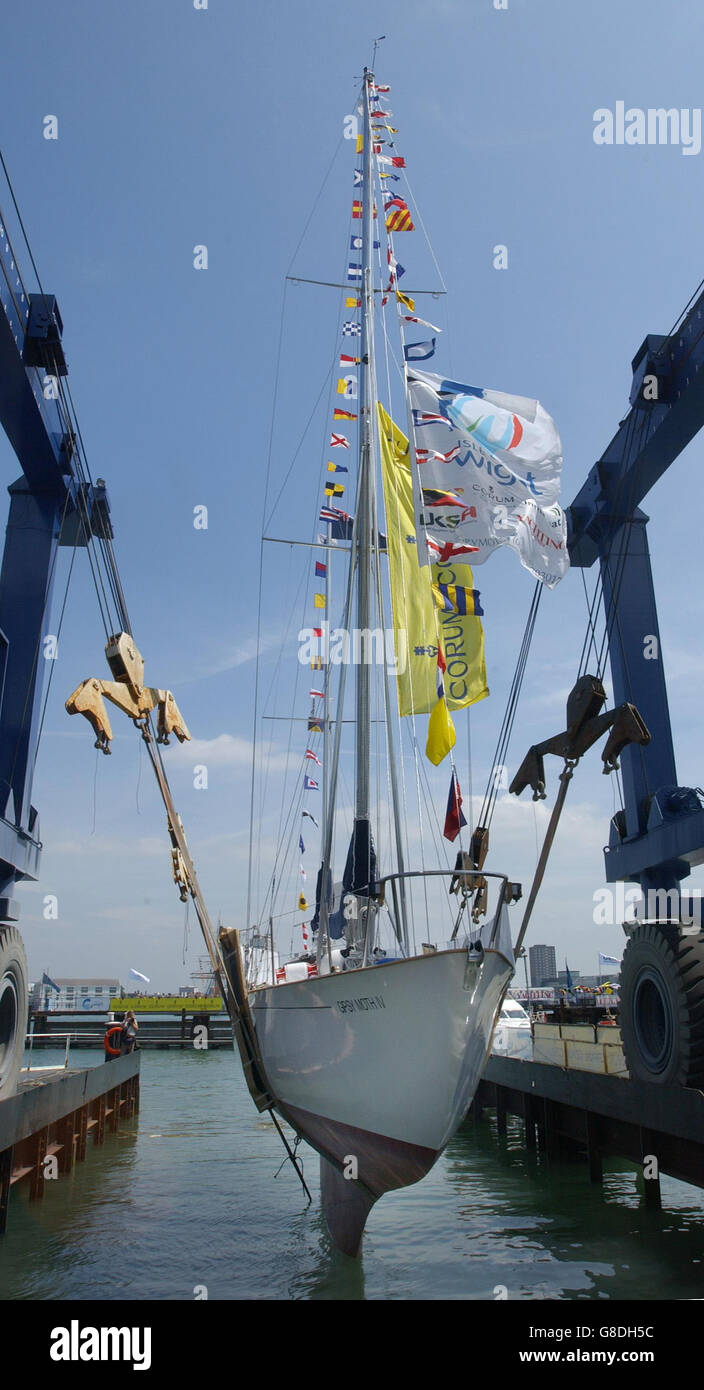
[[223, 65, 569, 1258]]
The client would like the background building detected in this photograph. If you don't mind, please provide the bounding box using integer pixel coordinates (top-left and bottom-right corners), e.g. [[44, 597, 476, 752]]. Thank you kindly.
[[33, 977, 121, 1012], [529, 944, 557, 987]]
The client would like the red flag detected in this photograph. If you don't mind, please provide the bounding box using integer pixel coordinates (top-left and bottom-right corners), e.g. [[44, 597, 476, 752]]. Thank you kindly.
[[426, 537, 480, 563], [443, 771, 467, 843]]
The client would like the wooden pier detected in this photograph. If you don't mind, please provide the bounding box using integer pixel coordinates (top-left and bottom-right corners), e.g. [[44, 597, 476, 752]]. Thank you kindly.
[[28, 1011, 234, 1050], [0, 1052, 140, 1234], [473, 1053, 704, 1205]]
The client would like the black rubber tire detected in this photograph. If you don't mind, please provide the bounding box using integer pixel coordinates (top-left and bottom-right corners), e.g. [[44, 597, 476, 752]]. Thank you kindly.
[[0, 927, 28, 1100], [620, 923, 704, 1087]]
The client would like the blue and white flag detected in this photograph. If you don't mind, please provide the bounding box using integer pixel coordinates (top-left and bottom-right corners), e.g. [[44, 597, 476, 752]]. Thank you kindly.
[[350, 235, 380, 251], [353, 169, 363, 186], [347, 263, 363, 281], [129, 968, 150, 983], [42, 971, 60, 992], [404, 339, 436, 363], [413, 409, 454, 429], [598, 952, 620, 965], [341, 321, 361, 337], [408, 368, 567, 587]]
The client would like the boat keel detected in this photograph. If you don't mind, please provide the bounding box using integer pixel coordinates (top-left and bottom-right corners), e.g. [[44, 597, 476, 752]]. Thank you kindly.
[[320, 1157, 377, 1258]]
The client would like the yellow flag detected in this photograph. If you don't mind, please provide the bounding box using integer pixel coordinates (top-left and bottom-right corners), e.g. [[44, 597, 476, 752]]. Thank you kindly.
[[426, 695, 456, 766], [345, 296, 361, 308], [313, 593, 326, 609], [431, 583, 482, 616], [378, 404, 488, 717], [356, 133, 364, 153], [298, 893, 308, 910], [396, 290, 415, 313]]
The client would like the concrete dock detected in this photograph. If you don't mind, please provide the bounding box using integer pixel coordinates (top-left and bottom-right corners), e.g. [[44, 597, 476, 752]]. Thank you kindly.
[[0, 1052, 140, 1233], [474, 1053, 704, 1205]]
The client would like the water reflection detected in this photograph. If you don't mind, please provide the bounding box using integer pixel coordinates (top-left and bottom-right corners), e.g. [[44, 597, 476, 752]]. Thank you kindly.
[[2, 1050, 704, 1300]]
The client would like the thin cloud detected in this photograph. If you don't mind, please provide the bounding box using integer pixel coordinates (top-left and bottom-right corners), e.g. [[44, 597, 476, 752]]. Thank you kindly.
[[176, 632, 284, 686]]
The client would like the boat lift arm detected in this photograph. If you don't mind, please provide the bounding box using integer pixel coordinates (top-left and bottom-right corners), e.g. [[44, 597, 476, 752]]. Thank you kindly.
[[66, 631, 275, 1113], [65, 632, 190, 752]]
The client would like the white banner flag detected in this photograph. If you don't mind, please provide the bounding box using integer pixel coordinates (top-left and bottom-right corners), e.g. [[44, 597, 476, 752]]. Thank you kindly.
[[407, 370, 569, 587]]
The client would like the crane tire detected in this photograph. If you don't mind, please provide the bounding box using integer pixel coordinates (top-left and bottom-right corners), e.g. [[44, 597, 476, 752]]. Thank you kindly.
[[620, 923, 704, 1087], [0, 926, 28, 1100]]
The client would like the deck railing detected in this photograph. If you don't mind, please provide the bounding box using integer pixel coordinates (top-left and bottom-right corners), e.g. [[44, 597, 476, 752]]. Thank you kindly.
[[23, 1031, 103, 1070]]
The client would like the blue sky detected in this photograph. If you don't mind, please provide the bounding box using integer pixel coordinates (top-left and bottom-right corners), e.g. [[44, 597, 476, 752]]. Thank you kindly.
[[3, 0, 704, 986]]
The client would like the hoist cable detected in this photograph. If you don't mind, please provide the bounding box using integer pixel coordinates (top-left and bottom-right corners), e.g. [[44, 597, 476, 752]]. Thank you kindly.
[[31, 538, 79, 779]]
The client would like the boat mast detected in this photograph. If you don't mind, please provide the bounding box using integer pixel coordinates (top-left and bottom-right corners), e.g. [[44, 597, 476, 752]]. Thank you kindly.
[[352, 68, 375, 848], [321, 521, 331, 873]]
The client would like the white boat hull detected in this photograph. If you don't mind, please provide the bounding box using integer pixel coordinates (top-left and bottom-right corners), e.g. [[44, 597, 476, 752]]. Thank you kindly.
[[249, 943, 513, 1247]]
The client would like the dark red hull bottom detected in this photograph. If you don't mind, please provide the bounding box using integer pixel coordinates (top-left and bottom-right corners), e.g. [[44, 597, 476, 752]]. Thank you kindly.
[[282, 1101, 439, 1256]]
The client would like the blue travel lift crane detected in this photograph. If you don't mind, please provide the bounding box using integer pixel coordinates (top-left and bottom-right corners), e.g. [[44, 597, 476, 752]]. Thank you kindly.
[[510, 284, 704, 1087], [0, 184, 114, 1097], [0, 160, 274, 1119]]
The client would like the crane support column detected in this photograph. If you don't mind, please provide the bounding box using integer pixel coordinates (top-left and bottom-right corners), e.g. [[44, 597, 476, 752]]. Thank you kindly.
[[0, 482, 61, 865]]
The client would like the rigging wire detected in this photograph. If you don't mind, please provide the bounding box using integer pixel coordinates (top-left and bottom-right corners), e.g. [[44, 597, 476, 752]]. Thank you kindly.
[[0, 145, 46, 295], [246, 275, 291, 930], [254, 177, 360, 931], [285, 136, 345, 280], [376, 221, 423, 949], [477, 580, 543, 833]]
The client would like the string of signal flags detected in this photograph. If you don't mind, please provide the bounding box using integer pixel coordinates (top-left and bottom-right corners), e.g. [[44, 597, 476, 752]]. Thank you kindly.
[[295, 77, 447, 935]]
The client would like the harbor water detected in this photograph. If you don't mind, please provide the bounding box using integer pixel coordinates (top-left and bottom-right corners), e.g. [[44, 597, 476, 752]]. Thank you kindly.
[[1, 1047, 703, 1301]]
